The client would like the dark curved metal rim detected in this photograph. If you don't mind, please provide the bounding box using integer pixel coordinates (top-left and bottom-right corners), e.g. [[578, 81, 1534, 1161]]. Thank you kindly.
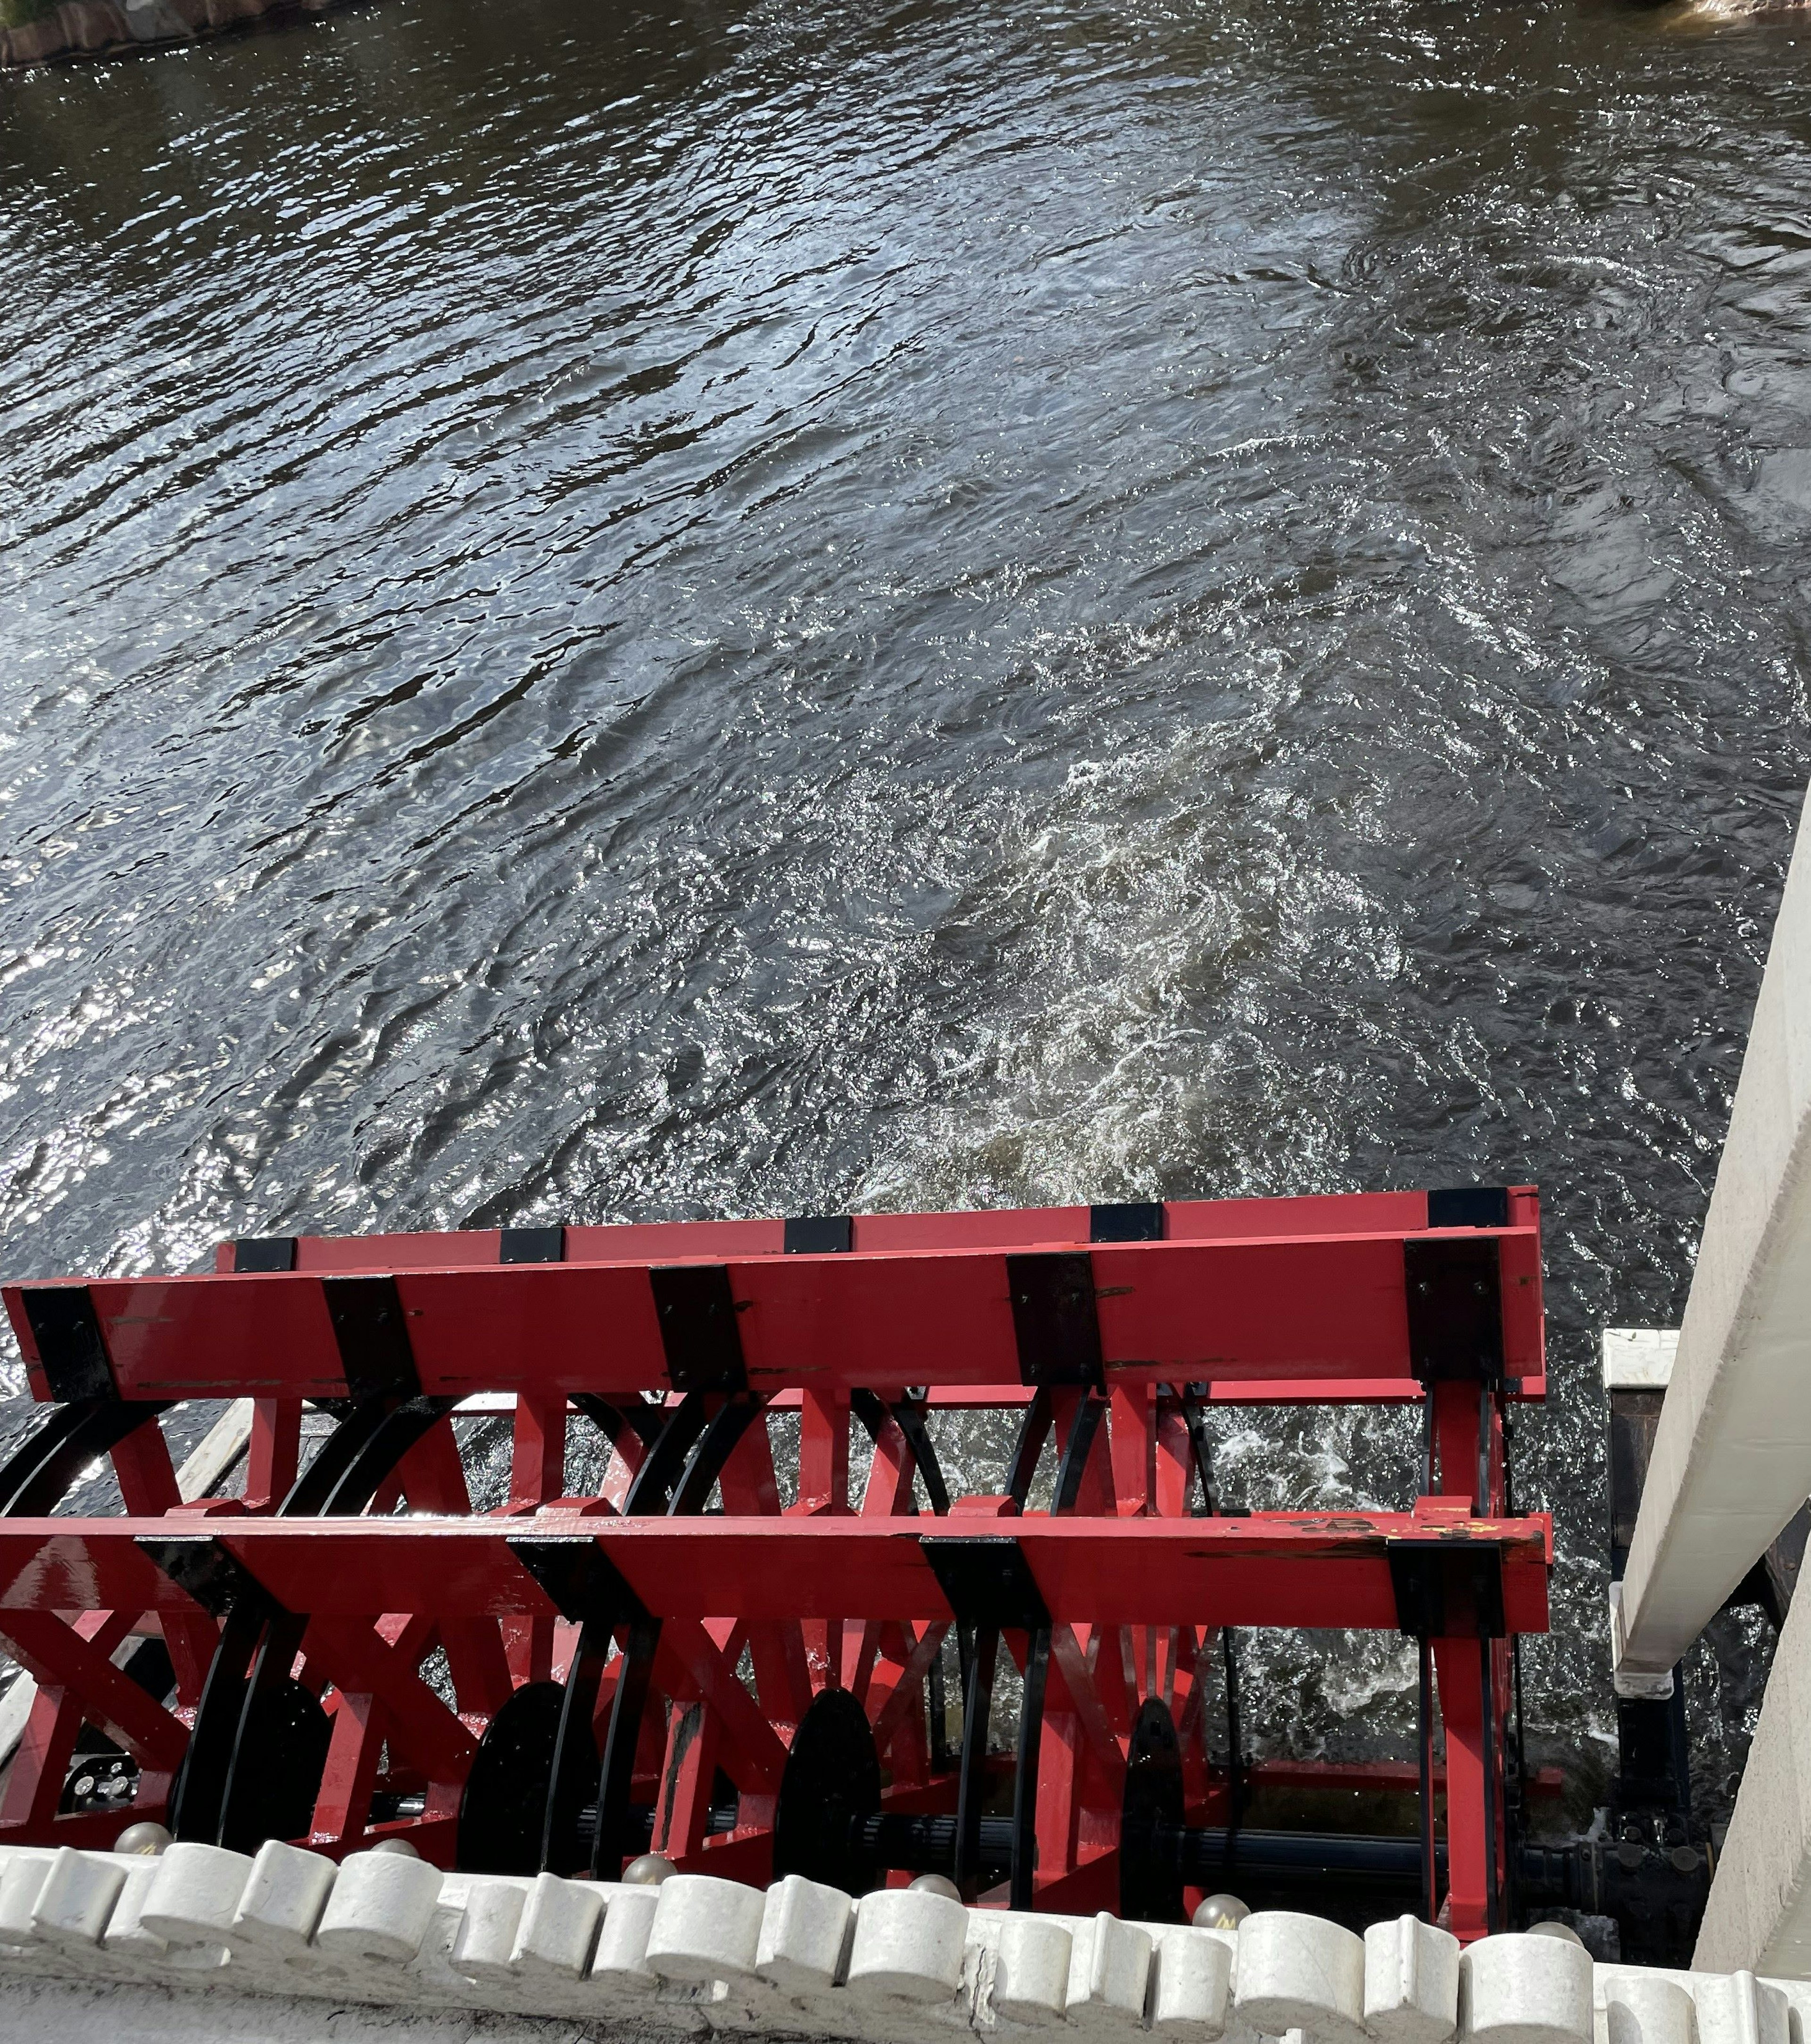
[[0, 1398, 174, 1519]]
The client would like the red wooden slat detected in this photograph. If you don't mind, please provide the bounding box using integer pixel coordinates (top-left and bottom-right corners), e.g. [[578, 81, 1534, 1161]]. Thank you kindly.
[[1163, 1191, 1432, 1240], [295, 1231, 501, 1272], [216, 1189, 1464, 1268], [565, 1220, 786, 1260], [1092, 1235, 1414, 1381], [854, 1207, 1090, 1251]]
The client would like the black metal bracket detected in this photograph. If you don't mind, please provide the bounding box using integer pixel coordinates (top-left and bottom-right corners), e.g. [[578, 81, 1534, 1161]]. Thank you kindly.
[[1090, 1203, 1165, 1243], [18, 1287, 116, 1403], [1427, 1187, 1511, 1230], [508, 1537, 650, 1627], [1387, 1538, 1506, 1639], [920, 1536, 1051, 1629], [137, 1535, 290, 1624], [785, 1215, 853, 1254], [1006, 1252, 1104, 1389], [233, 1237, 298, 1273], [501, 1226, 566, 1264], [650, 1265, 747, 1393], [323, 1274, 422, 1401], [1404, 1237, 1504, 1387]]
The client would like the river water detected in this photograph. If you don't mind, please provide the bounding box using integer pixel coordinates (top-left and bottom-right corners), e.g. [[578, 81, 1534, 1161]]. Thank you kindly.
[[2, 0, 1809, 1828]]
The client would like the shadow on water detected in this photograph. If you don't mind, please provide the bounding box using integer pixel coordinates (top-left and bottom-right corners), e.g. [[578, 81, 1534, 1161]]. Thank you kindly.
[[2, 0, 1811, 1824]]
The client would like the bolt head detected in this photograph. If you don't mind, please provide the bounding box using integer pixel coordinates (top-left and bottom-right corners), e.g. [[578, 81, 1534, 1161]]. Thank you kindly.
[[113, 1821, 172, 1857], [1192, 1893, 1250, 1930], [907, 1873, 962, 1900]]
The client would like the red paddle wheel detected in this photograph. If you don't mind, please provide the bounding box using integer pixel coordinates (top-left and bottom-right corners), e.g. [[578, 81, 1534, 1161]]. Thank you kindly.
[[0, 1188, 1550, 1940]]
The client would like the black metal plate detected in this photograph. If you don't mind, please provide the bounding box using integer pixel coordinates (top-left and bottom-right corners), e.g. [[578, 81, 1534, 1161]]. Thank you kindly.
[[1120, 1696, 1186, 1923], [138, 1535, 287, 1622], [219, 1675, 332, 1854], [920, 1536, 1050, 1629], [1089, 1202, 1165, 1242], [323, 1275, 422, 1401], [233, 1237, 298, 1273], [500, 1226, 566, 1264], [1006, 1251, 1103, 1388], [650, 1264, 746, 1392], [785, 1214, 853, 1254], [1403, 1237, 1504, 1386], [19, 1287, 115, 1403], [1427, 1187, 1511, 1230], [773, 1687, 884, 1894], [508, 1536, 648, 1625], [1387, 1539, 1506, 1639], [458, 1680, 566, 1875]]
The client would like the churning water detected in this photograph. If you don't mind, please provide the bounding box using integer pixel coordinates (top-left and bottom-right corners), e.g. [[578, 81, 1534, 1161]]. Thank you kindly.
[[2, 0, 1809, 1828]]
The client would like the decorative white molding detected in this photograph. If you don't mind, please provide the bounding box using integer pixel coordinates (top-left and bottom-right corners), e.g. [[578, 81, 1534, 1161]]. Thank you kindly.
[[0, 1844, 1799, 2044], [1600, 1331, 1678, 1396]]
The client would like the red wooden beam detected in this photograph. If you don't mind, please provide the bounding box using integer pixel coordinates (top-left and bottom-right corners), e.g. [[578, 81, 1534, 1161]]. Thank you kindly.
[[0, 1510, 1552, 1636], [5, 1215, 1545, 1406]]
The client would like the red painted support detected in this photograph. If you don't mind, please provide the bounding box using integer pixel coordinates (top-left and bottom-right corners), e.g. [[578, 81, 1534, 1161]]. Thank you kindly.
[[244, 1399, 301, 1512], [311, 1688, 385, 1851], [501, 1389, 568, 1682], [0, 1612, 188, 1770], [1433, 1636, 1491, 1938], [508, 1392, 568, 1511]]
